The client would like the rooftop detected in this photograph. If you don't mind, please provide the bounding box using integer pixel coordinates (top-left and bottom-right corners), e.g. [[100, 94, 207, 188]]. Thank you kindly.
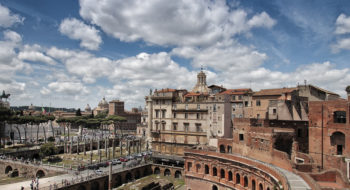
[[253, 87, 297, 96]]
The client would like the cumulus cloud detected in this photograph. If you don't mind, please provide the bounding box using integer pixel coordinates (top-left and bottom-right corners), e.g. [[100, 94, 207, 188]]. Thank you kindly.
[[0, 4, 24, 28], [335, 14, 350, 35], [59, 18, 102, 50], [48, 81, 89, 95], [18, 51, 56, 65], [79, 0, 275, 47]]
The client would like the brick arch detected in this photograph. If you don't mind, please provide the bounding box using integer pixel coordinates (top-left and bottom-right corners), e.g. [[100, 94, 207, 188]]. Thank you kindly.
[[36, 169, 45, 178], [125, 172, 133, 182], [114, 174, 122, 188], [195, 163, 201, 173], [175, 170, 182, 179], [5, 165, 13, 174], [135, 169, 141, 179], [252, 179, 256, 190], [91, 181, 100, 190], [228, 170, 233, 181], [235, 173, 241, 184], [220, 168, 225, 179], [164, 168, 171, 176], [243, 175, 249, 187], [212, 166, 217, 176], [154, 167, 160, 174], [259, 183, 263, 190], [219, 144, 226, 153]]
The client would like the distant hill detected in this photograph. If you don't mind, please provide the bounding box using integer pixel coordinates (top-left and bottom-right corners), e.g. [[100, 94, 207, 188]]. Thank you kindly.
[[10, 106, 77, 113]]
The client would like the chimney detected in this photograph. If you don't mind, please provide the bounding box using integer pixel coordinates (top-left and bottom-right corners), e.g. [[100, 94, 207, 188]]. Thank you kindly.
[[346, 86, 350, 101]]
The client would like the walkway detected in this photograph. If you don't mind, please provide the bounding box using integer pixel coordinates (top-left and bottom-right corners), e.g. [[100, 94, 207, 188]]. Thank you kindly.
[[231, 152, 311, 190]]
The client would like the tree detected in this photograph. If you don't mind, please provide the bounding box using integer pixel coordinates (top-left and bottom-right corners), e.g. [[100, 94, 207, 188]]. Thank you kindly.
[[76, 108, 82, 116], [0, 107, 14, 146], [39, 142, 57, 158]]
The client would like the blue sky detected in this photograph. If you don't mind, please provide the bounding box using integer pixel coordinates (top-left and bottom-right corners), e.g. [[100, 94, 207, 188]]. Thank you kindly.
[[1, 0, 350, 110]]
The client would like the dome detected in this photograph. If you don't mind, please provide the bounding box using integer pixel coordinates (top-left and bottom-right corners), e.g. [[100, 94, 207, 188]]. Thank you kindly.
[[98, 97, 109, 108], [85, 104, 91, 112], [28, 103, 35, 110]]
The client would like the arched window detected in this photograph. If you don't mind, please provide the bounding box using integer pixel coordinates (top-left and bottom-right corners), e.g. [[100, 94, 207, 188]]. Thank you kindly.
[[213, 167, 217, 176], [244, 176, 248, 187], [252, 180, 256, 190], [228, 171, 233, 181], [259, 183, 263, 190], [227, 145, 232, 153], [220, 169, 225, 178], [212, 185, 218, 190], [331, 131, 345, 155], [236, 173, 240, 184], [205, 165, 209, 174]]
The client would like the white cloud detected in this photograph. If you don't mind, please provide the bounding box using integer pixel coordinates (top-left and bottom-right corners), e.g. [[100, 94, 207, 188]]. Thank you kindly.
[[59, 18, 102, 50], [48, 81, 89, 95], [40, 87, 51, 95], [3, 30, 21, 43], [18, 51, 56, 65], [335, 14, 350, 35], [79, 0, 275, 47], [0, 4, 24, 28]]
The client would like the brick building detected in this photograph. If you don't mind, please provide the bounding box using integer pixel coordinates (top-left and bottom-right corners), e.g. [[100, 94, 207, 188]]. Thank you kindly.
[[308, 87, 350, 181], [109, 100, 141, 132]]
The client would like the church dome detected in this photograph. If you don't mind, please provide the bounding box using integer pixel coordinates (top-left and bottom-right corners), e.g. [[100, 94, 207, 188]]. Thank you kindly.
[[85, 104, 91, 112], [98, 97, 109, 108]]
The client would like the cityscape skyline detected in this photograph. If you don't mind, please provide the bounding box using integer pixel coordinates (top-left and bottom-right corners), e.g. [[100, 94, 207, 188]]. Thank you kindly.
[[1, 0, 350, 110]]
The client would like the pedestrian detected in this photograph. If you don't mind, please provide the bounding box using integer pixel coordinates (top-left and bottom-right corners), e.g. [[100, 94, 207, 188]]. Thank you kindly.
[[21, 186, 24, 190], [30, 181, 33, 190]]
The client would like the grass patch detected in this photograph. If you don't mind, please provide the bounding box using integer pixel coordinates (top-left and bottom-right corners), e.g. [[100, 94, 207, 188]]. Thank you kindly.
[[0, 176, 28, 185], [115, 174, 184, 190]]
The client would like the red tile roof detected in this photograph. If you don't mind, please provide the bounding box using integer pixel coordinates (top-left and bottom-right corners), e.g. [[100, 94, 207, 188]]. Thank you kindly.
[[253, 88, 297, 96], [219, 89, 252, 95]]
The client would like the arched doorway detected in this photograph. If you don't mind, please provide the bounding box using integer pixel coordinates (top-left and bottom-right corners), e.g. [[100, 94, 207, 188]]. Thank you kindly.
[[236, 173, 240, 184], [220, 169, 225, 178], [164, 169, 171, 176], [252, 179, 256, 190], [126, 172, 133, 182], [205, 165, 209, 174], [196, 164, 201, 173], [212, 185, 218, 190], [143, 167, 150, 176], [175, 170, 182, 179], [36, 170, 45, 178], [114, 175, 122, 188], [244, 176, 248, 187], [154, 167, 160, 174], [135, 170, 140, 179], [10, 169, 19, 177], [331, 131, 345, 155], [91, 181, 99, 190], [228, 171, 233, 181], [259, 183, 263, 190], [5, 166, 12, 174], [213, 167, 217, 176], [219, 145, 226, 153]]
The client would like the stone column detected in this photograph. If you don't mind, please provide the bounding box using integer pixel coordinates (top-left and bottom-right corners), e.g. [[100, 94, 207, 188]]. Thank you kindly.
[[98, 138, 102, 163], [77, 137, 80, 155], [133, 140, 136, 153], [70, 137, 73, 154], [120, 139, 123, 156], [112, 138, 115, 159], [105, 138, 108, 158], [128, 140, 131, 156], [84, 138, 86, 155], [90, 139, 93, 164], [63, 137, 67, 154]]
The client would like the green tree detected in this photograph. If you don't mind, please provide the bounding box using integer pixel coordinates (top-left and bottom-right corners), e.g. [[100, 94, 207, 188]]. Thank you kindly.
[[39, 142, 57, 158], [75, 108, 82, 116]]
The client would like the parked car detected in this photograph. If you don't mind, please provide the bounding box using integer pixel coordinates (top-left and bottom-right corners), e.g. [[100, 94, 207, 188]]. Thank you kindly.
[[112, 159, 121, 165], [119, 157, 128, 162], [95, 169, 103, 175], [126, 155, 134, 160]]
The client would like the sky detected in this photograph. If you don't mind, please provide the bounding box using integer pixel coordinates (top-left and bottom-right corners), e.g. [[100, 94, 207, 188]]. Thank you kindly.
[[1, 0, 350, 110]]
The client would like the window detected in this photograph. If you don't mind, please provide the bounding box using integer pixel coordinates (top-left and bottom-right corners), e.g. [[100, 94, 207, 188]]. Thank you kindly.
[[185, 113, 188, 119], [238, 95, 242, 100], [228, 171, 233, 181], [257, 114, 260, 119], [220, 169, 225, 178], [162, 123, 165, 131], [155, 123, 159, 131], [239, 134, 244, 141], [173, 112, 176, 118], [244, 101, 248, 107], [256, 100, 261, 106], [238, 103, 243, 108], [155, 110, 159, 118], [162, 110, 166, 118], [185, 104, 188, 110], [205, 165, 209, 174], [173, 104, 177, 110], [239, 114, 243, 118], [196, 124, 202, 132], [273, 108, 277, 115], [187, 162, 192, 171], [173, 123, 177, 131], [334, 111, 346, 123], [156, 100, 159, 105], [196, 113, 200, 119], [212, 167, 217, 176], [197, 104, 200, 110], [232, 96, 236, 100], [184, 123, 189, 132], [213, 104, 217, 112], [232, 114, 235, 119]]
